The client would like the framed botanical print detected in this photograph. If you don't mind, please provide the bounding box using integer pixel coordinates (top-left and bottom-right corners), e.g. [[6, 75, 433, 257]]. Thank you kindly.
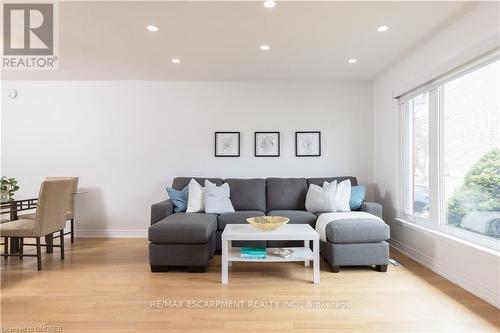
[[215, 132, 240, 157], [255, 132, 280, 157], [295, 131, 321, 157]]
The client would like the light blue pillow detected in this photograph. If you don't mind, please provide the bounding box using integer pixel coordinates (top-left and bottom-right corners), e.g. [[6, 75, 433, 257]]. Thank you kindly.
[[349, 185, 366, 210], [166, 185, 189, 213]]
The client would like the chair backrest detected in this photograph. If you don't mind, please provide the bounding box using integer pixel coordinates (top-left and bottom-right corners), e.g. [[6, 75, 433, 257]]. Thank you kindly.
[[46, 177, 79, 217], [33, 179, 73, 237]]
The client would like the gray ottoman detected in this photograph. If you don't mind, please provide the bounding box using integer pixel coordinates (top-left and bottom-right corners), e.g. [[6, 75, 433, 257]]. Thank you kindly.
[[320, 218, 390, 272], [148, 212, 217, 272]]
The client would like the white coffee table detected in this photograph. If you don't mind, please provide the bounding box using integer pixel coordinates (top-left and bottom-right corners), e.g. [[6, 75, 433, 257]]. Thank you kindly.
[[221, 224, 320, 284]]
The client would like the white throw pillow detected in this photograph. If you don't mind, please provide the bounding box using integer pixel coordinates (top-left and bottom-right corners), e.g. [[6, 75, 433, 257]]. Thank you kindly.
[[186, 179, 205, 213], [334, 179, 352, 212], [204, 180, 235, 214], [305, 181, 337, 213]]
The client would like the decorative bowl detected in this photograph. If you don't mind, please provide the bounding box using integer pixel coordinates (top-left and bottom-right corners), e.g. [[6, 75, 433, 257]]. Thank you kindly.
[[246, 216, 289, 231]]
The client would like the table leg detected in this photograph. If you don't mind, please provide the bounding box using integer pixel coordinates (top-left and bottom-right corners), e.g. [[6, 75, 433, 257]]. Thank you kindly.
[[228, 240, 232, 267], [313, 238, 320, 284], [45, 233, 53, 254], [304, 240, 310, 267], [222, 239, 228, 284]]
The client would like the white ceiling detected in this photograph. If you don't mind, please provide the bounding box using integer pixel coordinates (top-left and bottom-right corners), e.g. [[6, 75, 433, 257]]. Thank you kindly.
[[3, 1, 473, 81]]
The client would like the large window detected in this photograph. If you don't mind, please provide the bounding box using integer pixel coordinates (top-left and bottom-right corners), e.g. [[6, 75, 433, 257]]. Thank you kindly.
[[412, 93, 429, 218], [401, 52, 500, 248], [443, 60, 500, 238], [403, 93, 430, 219]]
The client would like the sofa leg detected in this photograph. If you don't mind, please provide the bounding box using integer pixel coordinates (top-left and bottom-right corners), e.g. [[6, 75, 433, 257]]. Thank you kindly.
[[188, 266, 206, 273], [151, 265, 169, 272], [330, 265, 340, 273], [376, 264, 388, 272]]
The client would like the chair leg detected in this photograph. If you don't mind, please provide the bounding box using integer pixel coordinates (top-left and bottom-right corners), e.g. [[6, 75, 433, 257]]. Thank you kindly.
[[45, 234, 53, 254], [3, 237, 8, 259], [36, 237, 42, 271], [19, 238, 23, 260], [60, 230, 65, 260], [70, 219, 74, 243]]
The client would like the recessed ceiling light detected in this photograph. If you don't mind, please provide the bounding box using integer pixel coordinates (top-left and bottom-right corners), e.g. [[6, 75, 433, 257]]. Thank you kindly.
[[171, 58, 181, 64], [348, 58, 358, 64], [260, 44, 270, 51], [263, 0, 276, 8], [377, 25, 389, 32], [147, 25, 159, 32]]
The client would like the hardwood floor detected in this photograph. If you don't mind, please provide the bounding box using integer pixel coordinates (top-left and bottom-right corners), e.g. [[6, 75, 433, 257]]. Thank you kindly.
[[1, 238, 499, 333]]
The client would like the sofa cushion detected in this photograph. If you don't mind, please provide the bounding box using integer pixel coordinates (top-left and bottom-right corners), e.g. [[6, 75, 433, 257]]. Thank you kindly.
[[335, 179, 352, 212], [172, 177, 223, 191], [350, 185, 366, 210], [186, 179, 206, 213], [148, 213, 217, 244], [266, 178, 307, 210], [307, 177, 358, 187], [324, 218, 389, 244], [204, 180, 235, 214], [166, 185, 189, 213], [225, 178, 267, 211], [267, 210, 317, 227], [305, 182, 337, 213], [217, 211, 266, 230]]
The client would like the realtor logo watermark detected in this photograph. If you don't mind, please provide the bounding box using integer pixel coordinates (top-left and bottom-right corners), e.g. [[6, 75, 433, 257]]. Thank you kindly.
[[2, 1, 58, 70], [151, 299, 351, 310]]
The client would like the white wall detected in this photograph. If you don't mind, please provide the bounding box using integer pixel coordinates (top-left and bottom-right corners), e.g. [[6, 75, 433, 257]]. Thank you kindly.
[[1, 81, 373, 236], [372, 2, 500, 307]]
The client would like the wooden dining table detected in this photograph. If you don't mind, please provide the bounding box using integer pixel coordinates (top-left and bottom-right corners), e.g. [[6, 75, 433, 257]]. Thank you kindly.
[[0, 191, 86, 253]]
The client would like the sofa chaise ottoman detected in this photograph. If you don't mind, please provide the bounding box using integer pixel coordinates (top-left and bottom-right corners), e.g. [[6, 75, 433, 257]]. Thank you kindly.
[[319, 210, 390, 272], [149, 211, 216, 272], [149, 176, 390, 273]]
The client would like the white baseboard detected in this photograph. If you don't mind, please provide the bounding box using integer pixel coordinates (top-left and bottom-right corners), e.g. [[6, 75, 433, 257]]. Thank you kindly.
[[76, 229, 147, 238], [389, 238, 500, 308]]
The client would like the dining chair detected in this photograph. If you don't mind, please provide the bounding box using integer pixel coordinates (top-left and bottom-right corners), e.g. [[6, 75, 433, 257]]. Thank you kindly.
[[0, 179, 72, 270], [21, 177, 79, 243]]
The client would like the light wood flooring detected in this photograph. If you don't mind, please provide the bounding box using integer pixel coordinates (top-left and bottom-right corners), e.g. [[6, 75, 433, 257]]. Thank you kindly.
[[1, 238, 499, 333]]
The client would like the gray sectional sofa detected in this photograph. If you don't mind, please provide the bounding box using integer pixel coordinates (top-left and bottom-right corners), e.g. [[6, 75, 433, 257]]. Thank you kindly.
[[149, 177, 390, 273]]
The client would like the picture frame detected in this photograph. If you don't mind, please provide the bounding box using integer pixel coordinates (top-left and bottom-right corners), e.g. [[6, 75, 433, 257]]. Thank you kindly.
[[215, 132, 240, 157], [295, 131, 321, 157], [254, 132, 280, 157]]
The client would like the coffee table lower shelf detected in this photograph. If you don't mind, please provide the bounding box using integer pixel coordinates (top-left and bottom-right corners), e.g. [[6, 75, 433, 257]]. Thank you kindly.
[[228, 247, 313, 262]]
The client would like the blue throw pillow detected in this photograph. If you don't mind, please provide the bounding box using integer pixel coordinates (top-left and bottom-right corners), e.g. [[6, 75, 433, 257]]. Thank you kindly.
[[166, 185, 189, 213], [349, 185, 366, 210]]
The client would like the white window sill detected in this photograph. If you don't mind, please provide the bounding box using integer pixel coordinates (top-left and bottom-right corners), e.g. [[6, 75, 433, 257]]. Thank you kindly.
[[394, 218, 500, 256]]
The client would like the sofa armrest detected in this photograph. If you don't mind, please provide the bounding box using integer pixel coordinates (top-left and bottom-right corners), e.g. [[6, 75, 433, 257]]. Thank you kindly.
[[360, 201, 383, 219], [151, 199, 174, 225]]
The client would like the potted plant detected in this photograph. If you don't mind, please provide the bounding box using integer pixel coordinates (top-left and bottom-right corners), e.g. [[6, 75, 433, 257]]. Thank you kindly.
[[1, 177, 20, 200]]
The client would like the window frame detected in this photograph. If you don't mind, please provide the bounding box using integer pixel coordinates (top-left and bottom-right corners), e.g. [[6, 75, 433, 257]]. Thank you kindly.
[[401, 92, 432, 225], [400, 50, 500, 251]]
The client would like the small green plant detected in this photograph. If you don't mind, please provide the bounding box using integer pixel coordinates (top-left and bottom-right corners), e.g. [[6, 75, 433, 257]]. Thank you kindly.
[[0, 176, 20, 200]]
